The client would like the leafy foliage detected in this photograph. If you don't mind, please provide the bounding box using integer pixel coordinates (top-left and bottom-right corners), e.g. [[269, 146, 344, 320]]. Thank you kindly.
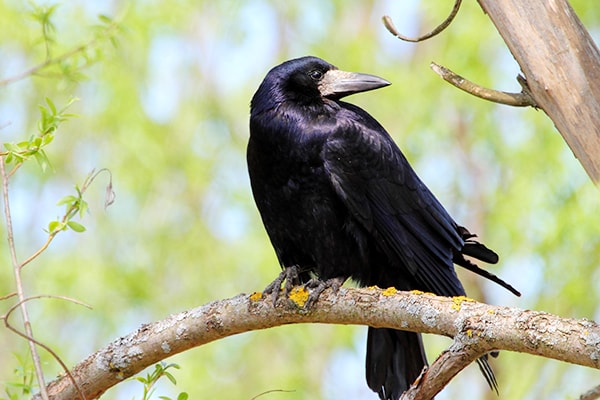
[[2, 97, 77, 172], [0, 354, 35, 400], [134, 363, 188, 400]]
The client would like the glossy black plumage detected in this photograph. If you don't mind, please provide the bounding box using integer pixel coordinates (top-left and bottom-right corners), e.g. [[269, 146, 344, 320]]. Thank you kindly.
[[247, 56, 519, 399]]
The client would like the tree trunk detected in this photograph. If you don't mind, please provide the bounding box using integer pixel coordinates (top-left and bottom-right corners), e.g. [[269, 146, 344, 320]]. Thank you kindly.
[[477, 0, 600, 184]]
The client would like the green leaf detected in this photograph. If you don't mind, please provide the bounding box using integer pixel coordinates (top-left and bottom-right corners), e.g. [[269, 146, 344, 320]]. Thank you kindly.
[[47, 220, 63, 232], [163, 371, 177, 385], [67, 221, 86, 233], [78, 200, 89, 219], [177, 393, 189, 400], [3, 142, 19, 152], [33, 150, 51, 173], [42, 133, 55, 146], [56, 195, 77, 206], [45, 97, 57, 115], [98, 14, 113, 24]]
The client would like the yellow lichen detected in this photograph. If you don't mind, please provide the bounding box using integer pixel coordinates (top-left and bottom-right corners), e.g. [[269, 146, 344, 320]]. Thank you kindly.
[[289, 286, 309, 308], [487, 309, 496, 314], [382, 287, 397, 296], [451, 296, 474, 311], [249, 292, 263, 301], [410, 289, 437, 296], [368, 285, 380, 290], [466, 329, 473, 338]]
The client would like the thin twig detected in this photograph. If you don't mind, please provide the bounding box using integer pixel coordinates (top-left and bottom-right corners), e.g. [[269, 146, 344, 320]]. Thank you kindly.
[[0, 157, 49, 400], [430, 62, 538, 107], [2, 295, 91, 400], [0, 291, 17, 301], [19, 168, 114, 269], [250, 389, 296, 400], [4, 294, 93, 314], [382, 0, 462, 42], [84, 168, 115, 209], [19, 233, 58, 270], [0, 19, 120, 87], [0, 44, 88, 87]]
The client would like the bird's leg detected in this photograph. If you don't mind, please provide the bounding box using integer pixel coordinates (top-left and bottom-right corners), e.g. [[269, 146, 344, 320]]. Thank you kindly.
[[303, 276, 346, 308], [263, 265, 302, 305]]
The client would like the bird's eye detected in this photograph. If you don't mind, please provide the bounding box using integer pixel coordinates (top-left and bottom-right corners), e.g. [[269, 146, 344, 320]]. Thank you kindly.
[[308, 70, 324, 81]]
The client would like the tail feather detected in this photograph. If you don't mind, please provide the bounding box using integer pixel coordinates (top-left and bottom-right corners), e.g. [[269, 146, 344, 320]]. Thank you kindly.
[[366, 328, 427, 400], [476, 354, 499, 394], [365, 226, 516, 398], [456, 225, 499, 265], [461, 241, 499, 264], [454, 252, 521, 297], [455, 226, 521, 297]]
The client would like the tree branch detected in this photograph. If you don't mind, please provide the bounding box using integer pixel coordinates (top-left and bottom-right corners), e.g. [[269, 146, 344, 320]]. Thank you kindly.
[[35, 287, 600, 400], [430, 62, 537, 107]]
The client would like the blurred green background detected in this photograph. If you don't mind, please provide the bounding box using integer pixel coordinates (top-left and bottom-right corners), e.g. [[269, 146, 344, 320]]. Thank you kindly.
[[1, 1, 599, 399]]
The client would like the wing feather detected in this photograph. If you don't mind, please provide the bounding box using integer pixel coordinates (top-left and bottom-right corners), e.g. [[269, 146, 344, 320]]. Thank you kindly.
[[323, 121, 465, 296]]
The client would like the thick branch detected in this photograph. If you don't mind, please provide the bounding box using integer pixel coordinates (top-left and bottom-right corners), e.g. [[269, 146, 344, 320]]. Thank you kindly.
[[477, 0, 600, 184], [400, 343, 483, 400], [37, 287, 600, 400]]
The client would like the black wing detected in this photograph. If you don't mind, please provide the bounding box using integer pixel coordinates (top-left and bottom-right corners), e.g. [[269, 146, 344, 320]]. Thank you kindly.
[[323, 113, 467, 296]]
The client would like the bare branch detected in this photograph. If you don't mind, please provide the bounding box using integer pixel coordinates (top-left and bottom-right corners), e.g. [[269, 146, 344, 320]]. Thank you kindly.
[[400, 335, 489, 399], [0, 156, 49, 400], [3, 295, 89, 400], [35, 287, 600, 400], [430, 62, 537, 107], [382, 0, 462, 42]]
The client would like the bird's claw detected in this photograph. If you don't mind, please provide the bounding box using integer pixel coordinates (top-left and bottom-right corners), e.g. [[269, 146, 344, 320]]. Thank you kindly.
[[263, 265, 302, 306], [263, 269, 346, 308], [303, 276, 346, 308]]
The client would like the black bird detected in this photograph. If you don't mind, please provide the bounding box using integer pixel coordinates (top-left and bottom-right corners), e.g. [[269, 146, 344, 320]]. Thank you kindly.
[[247, 56, 519, 400]]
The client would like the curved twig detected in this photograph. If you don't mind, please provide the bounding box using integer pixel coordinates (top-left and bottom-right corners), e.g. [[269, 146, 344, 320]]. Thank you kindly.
[[3, 295, 92, 400], [250, 389, 297, 400], [19, 168, 114, 270], [382, 0, 462, 42], [430, 62, 538, 107]]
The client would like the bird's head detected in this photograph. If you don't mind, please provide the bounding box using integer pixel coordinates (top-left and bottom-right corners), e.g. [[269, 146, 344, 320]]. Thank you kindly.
[[251, 56, 390, 112]]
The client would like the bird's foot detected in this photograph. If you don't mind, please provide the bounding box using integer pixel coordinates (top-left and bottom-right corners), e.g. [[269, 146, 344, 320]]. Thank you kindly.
[[303, 276, 346, 309], [263, 265, 302, 306]]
